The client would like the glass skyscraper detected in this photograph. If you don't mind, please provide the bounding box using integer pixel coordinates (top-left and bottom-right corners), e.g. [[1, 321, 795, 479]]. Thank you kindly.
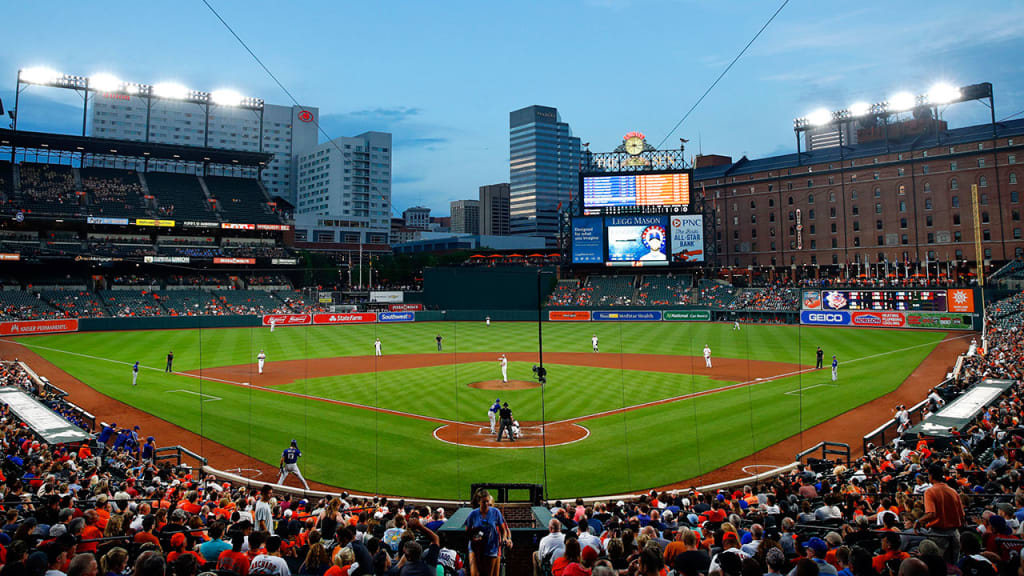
[[509, 105, 580, 244]]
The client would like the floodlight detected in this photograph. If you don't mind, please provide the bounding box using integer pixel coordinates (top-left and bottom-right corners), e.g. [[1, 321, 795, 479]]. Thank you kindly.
[[848, 101, 871, 117], [888, 92, 916, 112], [19, 67, 61, 85], [806, 108, 833, 127], [153, 82, 189, 100], [926, 83, 961, 105], [122, 84, 141, 95], [211, 89, 243, 107], [89, 73, 121, 92]]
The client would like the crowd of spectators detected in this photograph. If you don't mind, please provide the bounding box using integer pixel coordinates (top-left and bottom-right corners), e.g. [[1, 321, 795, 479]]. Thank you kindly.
[[18, 164, 80, 208], [81, 173, 145, 217], [692, 282, 737, 308], [245, 276, 291, 288], [728, 285, 799, 311]]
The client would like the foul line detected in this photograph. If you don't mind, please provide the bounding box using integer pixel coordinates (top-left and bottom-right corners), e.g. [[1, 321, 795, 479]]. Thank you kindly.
[[167, 389, 222, 402], [783, 383, 837, 396], [2, 332, 971, 429]]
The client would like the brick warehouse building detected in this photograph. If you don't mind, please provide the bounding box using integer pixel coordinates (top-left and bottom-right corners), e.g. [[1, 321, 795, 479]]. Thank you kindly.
[[692, 118, 1024, 272]]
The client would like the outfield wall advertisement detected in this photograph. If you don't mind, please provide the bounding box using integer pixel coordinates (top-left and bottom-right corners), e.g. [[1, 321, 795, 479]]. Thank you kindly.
[[0, 319, 79, 336], [800, 309, 973, 330], [800, 289, 979, 330]]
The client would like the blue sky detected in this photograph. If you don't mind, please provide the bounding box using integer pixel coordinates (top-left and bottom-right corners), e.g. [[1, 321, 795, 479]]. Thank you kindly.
[[2, 0, 1022, 215]]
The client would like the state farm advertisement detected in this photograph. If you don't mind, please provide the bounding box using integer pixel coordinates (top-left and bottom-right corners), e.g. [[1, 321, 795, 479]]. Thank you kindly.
[[388, 304, 423, 312], [313, 313, 377, 324], [851, 311, 906, 328], [0, 319, 79, 336], [262, 314, 311, 326]]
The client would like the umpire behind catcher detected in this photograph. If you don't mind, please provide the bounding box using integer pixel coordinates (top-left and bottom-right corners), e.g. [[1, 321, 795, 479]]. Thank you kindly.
[[496, 402, 515, 442]]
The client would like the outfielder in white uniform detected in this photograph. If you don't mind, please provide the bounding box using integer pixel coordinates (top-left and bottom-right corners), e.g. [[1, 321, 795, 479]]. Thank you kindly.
[[374, 338, 382, 357], [733, 320, 741, 331], [592, 335, 599, 353], [704, 345, 712, 368], [488, 399, 501, 433], [485, 316, 491, 327], [499, 354, 508, 383], [278, 440, 309, 490], [270, 319, 276, 333], [257, 350, 266, 375]]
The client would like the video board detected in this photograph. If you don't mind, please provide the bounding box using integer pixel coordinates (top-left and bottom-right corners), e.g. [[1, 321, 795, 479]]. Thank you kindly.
[[582, 171, 693, 216], [799, 288, 978, 330], [569, 214, 705, 267]]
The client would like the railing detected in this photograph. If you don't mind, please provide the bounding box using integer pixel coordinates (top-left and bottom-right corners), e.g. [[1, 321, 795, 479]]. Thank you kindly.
[[861, 395, 934, 454], [796, 441, 850, 466], [154, 445, 208, 468]]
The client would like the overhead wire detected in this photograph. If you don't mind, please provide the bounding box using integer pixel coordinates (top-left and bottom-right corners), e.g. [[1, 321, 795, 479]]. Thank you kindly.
[[655, 0, 791, 150]]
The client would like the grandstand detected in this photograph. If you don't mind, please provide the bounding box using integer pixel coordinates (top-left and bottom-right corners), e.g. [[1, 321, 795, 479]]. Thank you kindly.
[[155, 289, 226, 315], [0, 160, 12, 207], [547, 279, 583, 307], [98, 289, 166, 317], [16, 163, 83, 216], [0, 290, 63, 320], [145, 172, 219, 221], [728, 285, 800, 311], [205, 175, 282, 224], [586, 275, 637, 306], [39, 289, 108, 318], [635, 273, 693, 306], [80, 167, 149, 218], [693, 279, 737, 307], [215, 289, 288, 314]]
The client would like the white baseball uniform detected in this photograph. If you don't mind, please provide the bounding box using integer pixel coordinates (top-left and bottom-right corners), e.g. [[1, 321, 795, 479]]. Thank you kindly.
[[592, 336, 599, 353], [374, 339, 382, 356], [500, 356, 508, 383], [733, 321, 740, 331], [270, 319, 276, 333], [511, 420, 521, 439], [704, 346, 712, 368], [486, 316, 491, 327], [257, 351, 266, 375]]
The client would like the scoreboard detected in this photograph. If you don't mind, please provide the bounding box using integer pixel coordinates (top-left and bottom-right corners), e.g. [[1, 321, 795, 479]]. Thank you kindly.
[[581, 170, 694, 216], [815, 290, 948, 311]]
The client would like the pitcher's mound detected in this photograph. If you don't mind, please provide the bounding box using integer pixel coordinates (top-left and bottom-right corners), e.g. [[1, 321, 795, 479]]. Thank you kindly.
[[468, 380, 541, 390]]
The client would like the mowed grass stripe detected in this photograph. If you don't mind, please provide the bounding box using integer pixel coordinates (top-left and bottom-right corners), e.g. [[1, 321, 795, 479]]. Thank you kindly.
[[16, 323, 947, 498]]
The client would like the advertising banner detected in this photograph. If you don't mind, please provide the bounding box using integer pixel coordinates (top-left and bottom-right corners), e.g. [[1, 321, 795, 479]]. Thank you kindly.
[[313, 313, 377, 324], [802, 291, 822, 309], [800, 310, 851, 326], [593, 310, 663, 321], [182, 221, 220, 228], [905, 312, 973, 330], [213, 257, 256, 265], [262, 314, 311, 326], [221, 223, 256, 230], [257, 224, 291, 231], [851, 311, 906, 327], [0, 253, 20, 261], [389, 303, 423, 312], [378, 312, 414, 323], [271, 258, 298, 265], [87, 216, 130, 225], [947, 289, 975, 313], [134, 219, 175, 227], [144, 256, 190, 264], [370, 291, 403, 303], [0, 319, 79, 336], [571, 217, 604, 264], [548, 310, 592, 321], [663, 310, 711, 321], [670, 215, 704, 262]]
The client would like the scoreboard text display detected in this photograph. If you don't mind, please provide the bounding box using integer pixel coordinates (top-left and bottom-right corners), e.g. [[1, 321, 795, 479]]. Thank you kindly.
[[800, 288, 977, 330], [582, 171, 692, 215]]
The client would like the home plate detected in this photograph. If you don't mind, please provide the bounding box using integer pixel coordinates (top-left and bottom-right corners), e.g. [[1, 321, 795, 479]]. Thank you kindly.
[[756, 378, 764, 381]]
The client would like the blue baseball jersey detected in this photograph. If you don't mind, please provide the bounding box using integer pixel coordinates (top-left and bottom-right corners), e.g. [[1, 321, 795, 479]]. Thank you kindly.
[[282, 447, 301, 464], [489, 401, 501, 414], [832, 357, 838, 368], [133, 363, 139, 373], [97, 425, 115, 443]]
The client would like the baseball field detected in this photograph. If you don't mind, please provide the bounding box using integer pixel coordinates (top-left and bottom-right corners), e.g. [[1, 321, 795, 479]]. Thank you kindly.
[[10, 321, 953, 499]]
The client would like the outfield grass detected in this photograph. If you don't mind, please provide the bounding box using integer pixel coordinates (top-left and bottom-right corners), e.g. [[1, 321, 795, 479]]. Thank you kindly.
[[14, 322, 948, 499]]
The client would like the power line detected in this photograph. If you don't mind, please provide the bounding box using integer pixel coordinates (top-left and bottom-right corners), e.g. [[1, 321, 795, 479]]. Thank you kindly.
[[655, 0, 790, 150], [998, 108, 1024, 123]]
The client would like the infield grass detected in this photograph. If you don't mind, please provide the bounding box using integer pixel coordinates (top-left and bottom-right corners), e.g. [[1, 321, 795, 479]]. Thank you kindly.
[[13, 321, 950, 498]]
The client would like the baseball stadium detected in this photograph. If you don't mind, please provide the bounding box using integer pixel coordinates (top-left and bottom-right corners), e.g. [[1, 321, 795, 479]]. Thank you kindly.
[[1, 51, 1024, 576]]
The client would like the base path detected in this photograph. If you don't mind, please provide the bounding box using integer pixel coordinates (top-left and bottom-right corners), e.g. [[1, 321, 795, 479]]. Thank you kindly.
[[187, 352, 805, 388], [650, 332, 968, 492]]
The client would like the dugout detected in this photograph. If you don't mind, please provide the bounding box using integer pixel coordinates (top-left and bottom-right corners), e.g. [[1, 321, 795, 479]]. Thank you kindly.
[[422, 267, 556, 310]]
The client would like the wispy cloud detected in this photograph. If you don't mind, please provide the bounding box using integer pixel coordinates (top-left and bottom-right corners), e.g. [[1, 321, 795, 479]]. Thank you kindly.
[[318, 106, 452, 150]]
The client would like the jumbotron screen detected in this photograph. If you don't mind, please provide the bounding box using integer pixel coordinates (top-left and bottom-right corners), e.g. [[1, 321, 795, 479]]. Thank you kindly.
[[583, 172, 691, 211]]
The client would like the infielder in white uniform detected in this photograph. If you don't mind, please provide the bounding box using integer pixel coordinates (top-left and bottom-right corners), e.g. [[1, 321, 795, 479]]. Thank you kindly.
[[592, 334, 599, 353], [704, 345, 712, 368], [499, 354, 508, 383], [374, 338, 382, 357], [257, 349, 266, 375]]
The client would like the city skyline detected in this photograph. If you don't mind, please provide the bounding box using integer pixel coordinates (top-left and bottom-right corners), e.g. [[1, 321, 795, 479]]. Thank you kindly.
[[1, 0, 1021, 215]]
